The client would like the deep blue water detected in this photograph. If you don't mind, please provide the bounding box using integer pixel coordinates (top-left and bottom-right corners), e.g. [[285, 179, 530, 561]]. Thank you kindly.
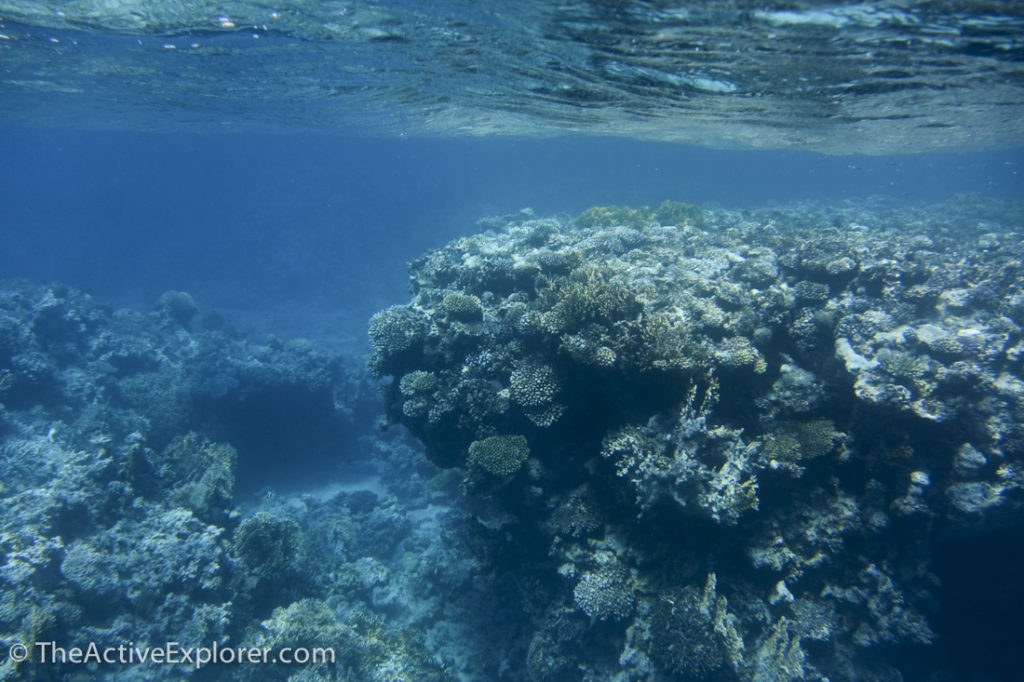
[[2, 128, 1021, 351]]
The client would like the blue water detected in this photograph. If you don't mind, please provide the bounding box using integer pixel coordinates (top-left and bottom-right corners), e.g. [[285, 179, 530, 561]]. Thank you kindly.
[[2, 128, 1021, 351], [3, 2, 1024, 681]]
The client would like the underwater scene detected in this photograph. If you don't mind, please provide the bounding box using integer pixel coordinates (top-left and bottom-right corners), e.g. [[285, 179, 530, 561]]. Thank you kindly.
[[1, 1, 1024, 681]]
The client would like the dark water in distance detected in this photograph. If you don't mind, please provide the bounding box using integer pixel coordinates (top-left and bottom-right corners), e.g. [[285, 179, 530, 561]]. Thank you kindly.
[[2, 128, 1021, 351]]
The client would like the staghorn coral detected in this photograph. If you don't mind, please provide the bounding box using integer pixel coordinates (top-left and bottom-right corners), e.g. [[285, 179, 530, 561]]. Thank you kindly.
[[575, 204, 651, 229], [603, 377, 761, 524], [748, 617, 811, 682], [536, 264, 642, 334], [575, 201, 706, 229]]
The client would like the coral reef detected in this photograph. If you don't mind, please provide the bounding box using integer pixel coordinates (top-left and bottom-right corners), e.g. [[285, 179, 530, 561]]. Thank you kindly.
[[237, 598, 448, 682], [2, 194, 1022, 682], [0, 281, 378, 681], [369, 196, 1024, 681], [0, 281, 483, 682]]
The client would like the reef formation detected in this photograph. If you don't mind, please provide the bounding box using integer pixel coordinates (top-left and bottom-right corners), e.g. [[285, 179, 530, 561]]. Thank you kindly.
[[2, 195, 1022, 682], [0, 282, 460, 681], [370, 197, 1024, 681]]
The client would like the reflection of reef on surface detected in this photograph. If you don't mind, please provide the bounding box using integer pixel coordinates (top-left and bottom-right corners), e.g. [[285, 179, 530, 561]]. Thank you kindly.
[[370, 196, 1024, 681]]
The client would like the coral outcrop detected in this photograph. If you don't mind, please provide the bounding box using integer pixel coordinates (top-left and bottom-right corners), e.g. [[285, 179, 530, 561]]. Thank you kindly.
[[369, 196, 1024, 681]]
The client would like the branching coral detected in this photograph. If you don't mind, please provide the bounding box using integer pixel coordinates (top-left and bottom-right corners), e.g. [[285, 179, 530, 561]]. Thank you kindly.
[[368, 304, 429, 376], [399, 370, 438, 396], [573, 563, 635, 621], [233, 512, 302, 581], [536, 264, 642, 333], [603, 377, 760, 524], [439, 292, 483, 322], [650, 579, 729, 679], [467, 434, 530, 477]]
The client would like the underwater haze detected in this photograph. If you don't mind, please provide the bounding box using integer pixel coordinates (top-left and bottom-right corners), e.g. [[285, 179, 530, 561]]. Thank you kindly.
[[1, 2, 1024, 681]]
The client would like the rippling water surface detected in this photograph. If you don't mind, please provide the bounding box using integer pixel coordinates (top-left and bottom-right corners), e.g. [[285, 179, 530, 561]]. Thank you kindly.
[[2, 1, 1022, 151]]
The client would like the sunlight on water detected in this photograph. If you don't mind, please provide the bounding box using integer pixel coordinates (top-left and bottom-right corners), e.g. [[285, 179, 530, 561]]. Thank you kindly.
[[1, 0, 1022, 152]]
